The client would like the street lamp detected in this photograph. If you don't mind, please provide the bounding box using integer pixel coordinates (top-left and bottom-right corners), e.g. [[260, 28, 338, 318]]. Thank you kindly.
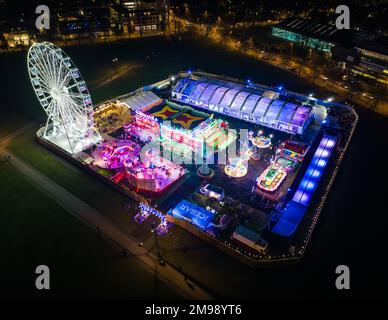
[[151, 222, 165, 266]]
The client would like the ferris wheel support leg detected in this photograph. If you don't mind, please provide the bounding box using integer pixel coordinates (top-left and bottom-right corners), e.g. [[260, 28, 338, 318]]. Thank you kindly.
[[93, 127, 102, 139], [43, 115, 52, 138], [59, 113, 74, 154]]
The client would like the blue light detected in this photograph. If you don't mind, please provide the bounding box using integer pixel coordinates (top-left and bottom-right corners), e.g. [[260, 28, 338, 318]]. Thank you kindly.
[[278, 86, 283, 91], [292, 135, 337, 206], [187, 70, 192, 74], [317, 159, 326, 167], [172, 200, 214, 229]]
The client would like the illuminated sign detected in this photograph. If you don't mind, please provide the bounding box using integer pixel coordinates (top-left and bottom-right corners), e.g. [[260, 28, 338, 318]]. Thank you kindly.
[[172, 200, 214, 229]]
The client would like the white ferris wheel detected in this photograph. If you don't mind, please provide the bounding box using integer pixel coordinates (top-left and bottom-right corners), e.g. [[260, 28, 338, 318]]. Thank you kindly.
[[27, 42, 99, 153]]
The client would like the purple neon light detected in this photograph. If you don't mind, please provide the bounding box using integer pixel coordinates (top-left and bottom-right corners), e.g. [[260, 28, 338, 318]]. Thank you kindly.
[[253, 97, 272, 116], [241, 94, 261, 113], [174, 78, 189, 93], [209, 87, 229, 105], [182, 80, 197, 96], [199, 84, 218, 102], [291, 106, 311, 126], [266, 100, 284, 119], [278, 103, 298, 123], [190, 82, 208, 100], [220, 89, 239, 108], [230, 91, 250, 110], [292, 135, 337, 206]]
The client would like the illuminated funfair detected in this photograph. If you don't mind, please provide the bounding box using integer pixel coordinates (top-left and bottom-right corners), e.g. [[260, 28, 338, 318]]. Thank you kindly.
[[135, 203, 171, 236], [249, 130, 272, 160], [224, 156, 249, 178], [123, 111, 160, 142], [27, 42, 100, 154], [124, 148, 185, 194], [256, 140, 310, 192], [257, 163, 287, 192], [224, 140, 252, 178], [160, 117, 233, 160], [91, 139, 141, 169], [276, 140, 310, 164]]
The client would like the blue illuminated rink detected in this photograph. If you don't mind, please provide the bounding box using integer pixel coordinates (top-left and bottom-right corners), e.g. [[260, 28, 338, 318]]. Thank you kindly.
[[272, 134, 337, 237]]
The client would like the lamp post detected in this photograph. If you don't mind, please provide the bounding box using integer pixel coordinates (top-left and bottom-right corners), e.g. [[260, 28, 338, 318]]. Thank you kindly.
[[152, 222, 165, 266]]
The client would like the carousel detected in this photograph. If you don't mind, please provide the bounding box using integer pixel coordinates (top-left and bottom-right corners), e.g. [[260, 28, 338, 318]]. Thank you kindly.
[[224, 141, 252, 178], [249, 130, 272, 160], [224, 155, 250, 178]]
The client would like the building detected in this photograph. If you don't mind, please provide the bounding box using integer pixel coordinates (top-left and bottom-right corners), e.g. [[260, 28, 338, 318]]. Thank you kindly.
[[352, 45, 388, 85], [120, 0, 165, 34], [0, 0, 35, 49], [55, 3, 120, 39], [2, 30, 33, 48], [332, 42, 388, 85], [141, 102, 235, 160], [171, 75, 313, 135], [272, 17, 350, 53]]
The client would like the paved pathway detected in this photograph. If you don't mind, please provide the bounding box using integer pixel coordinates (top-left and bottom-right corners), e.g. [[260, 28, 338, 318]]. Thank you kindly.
[[0, 122, 35, 146]]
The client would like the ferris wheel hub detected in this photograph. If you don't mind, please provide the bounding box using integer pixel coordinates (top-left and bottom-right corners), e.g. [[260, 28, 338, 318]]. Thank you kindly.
[[50, 89, 60, 100]]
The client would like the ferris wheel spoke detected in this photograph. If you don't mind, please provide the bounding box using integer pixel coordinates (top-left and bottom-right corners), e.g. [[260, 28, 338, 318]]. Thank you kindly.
[[35, 57, 55, 89], [66, 91, 86, 99], [63, 95, 89, 120], [35, 81, 52, 93], [38, 46, 56, 88], [53, 52, 65, 88], [56, 58, 66, 90], [34, 46, 52, 83], [59, 96, 82, 121], [48, 50, 59, 88], [67, 93, 87, 105], [30, 54, 53, 88], [37, 86, 52, 94], [58, 71, 73, 92]]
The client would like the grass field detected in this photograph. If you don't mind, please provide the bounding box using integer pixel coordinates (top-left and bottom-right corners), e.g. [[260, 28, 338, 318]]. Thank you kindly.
[[0, 163, 181, 299]]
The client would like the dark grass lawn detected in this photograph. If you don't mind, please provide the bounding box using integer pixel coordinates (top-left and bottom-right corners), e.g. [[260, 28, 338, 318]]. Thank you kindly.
[[0, 109, 32, 138], [0, 164, 182, 299]]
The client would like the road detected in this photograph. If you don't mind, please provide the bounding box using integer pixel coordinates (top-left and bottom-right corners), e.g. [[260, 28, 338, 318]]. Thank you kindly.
[[174, 17, 388, 116], [0, 127, 213, 300]]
